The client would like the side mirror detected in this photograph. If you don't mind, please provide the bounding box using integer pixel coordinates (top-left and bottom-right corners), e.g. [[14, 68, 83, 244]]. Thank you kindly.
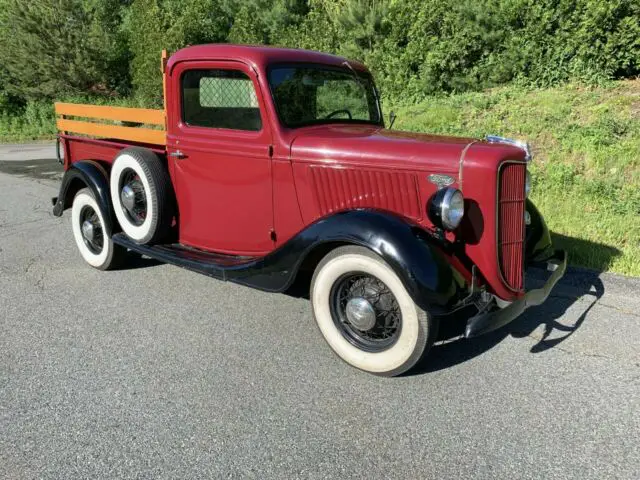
[[389, 110, 397, 129]]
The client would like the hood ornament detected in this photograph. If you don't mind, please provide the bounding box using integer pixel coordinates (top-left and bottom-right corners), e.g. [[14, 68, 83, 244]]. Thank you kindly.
[[486, 135, 532, 161], [428, 173, 455, 189]]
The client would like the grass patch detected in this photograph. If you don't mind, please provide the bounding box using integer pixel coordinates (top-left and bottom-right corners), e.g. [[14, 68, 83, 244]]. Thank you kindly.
[[391, 80, 640, 276], [0, 100, 57, 142], [0, 96, 149, 142]]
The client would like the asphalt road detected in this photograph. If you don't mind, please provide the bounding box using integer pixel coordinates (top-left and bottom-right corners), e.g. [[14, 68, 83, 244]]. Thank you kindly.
[[1, 144, 639, 479]]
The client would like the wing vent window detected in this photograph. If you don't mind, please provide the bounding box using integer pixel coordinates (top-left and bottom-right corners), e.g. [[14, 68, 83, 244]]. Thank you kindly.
[[182, 69, 262, 131]]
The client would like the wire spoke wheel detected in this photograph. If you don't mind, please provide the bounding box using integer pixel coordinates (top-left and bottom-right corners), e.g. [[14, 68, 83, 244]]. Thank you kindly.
[[330, 272, 402, 352], [79, 205, 104, 255], [71, 188, 125, 271], [312, 246, 436, 376], [110, 148, 175, 245]]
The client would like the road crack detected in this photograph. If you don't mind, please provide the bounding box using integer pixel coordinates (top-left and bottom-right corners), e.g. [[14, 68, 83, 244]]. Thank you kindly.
[[549, 293, 640, 318], [524, 331, 639, 366], [24, 255, 46, 291]]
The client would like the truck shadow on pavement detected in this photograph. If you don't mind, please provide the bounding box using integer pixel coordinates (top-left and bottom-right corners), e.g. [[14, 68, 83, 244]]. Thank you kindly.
[[408, 267, 606, 375], [0, 158, 63, 181], [118, 252, 163, 270]]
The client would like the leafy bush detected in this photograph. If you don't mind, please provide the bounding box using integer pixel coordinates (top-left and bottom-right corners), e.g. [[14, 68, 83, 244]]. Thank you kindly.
[[0, 94, 147, 141], [362, 0, 640, 101]]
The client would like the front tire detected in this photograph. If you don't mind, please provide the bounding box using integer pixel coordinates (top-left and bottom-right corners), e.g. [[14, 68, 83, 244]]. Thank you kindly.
[[71, 188, 125, 270], [311, 246, 437, 376]]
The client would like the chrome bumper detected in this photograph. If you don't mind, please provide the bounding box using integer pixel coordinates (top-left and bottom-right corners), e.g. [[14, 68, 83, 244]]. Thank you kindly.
[[465, 250, 568, 338]]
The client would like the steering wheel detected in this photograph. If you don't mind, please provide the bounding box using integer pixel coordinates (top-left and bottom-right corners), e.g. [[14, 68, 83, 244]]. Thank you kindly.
[[324, 109, 352, 120]]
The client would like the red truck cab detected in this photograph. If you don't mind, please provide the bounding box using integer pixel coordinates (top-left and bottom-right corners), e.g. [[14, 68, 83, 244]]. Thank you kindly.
[[53, 45, 566, 376]]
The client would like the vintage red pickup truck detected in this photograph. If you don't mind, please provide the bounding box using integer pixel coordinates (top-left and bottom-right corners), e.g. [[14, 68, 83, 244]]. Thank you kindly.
[[52, 44, 566, 376]]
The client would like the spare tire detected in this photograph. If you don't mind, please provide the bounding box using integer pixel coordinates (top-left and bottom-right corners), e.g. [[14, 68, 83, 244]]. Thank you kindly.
[[110, 147, 174, 244]]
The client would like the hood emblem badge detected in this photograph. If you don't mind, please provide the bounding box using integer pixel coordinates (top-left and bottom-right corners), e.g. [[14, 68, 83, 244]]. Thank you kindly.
[[428, 174, 455, 189]]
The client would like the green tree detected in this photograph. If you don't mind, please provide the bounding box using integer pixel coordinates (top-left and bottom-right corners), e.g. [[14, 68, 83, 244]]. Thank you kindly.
[[335, 0, 389, 54], [277, 0, 346, 53], [222, 0, 309, 45], [366, 0, 640, 101], [87, 0, 135, 95], [1, 0, 639, 109], [0, 0, 118, 100], [127, 0, 230, 104]]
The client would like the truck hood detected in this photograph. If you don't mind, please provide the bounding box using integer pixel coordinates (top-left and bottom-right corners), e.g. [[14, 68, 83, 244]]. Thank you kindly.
[[289, 125, 474, 173]]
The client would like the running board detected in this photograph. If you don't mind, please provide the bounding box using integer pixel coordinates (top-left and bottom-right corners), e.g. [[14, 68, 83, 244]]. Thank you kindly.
[[112, 233, 289, 291]]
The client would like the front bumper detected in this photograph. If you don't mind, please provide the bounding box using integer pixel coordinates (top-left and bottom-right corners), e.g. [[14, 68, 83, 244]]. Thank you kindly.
[[465, 250, 567, 338]]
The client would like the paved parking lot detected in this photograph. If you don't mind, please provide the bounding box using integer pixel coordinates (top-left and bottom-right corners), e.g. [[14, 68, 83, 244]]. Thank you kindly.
[[1, 144, 639, 479]]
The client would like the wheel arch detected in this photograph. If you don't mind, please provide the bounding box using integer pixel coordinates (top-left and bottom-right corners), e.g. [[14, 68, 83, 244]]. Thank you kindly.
[[525, 199, 553, 263], [276, 210, 461, 313], [286, 240, 351, 296], [52, 160, 116, 234]]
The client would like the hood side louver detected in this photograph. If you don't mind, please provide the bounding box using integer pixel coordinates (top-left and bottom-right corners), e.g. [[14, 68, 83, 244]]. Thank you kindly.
[[309, 165, 421, 220]]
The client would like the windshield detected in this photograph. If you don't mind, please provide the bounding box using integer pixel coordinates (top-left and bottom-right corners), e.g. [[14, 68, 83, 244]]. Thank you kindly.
[[268, 64, 382, 128]]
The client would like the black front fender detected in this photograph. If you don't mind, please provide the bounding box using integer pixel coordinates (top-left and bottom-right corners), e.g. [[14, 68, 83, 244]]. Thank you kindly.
[[52, 161, 114, 231], [525, 199, 553, 263], [238, 210, 460, 313]]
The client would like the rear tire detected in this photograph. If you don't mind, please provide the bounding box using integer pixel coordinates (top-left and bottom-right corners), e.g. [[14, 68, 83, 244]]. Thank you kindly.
[[311, 246, 437, 376], [71, 188, 125, 270], [110, 147, 174, 244]]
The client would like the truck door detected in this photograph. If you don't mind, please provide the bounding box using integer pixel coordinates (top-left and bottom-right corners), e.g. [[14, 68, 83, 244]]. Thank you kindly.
[[167, 60, 274, 255]]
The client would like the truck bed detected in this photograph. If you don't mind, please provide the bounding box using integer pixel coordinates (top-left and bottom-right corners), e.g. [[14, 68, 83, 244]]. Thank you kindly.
[[55, 103, 168, 168], [60, 134, 167, 169]]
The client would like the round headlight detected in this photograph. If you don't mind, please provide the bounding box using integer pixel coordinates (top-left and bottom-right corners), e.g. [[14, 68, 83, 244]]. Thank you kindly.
[[525, 170, 531, 197], [429, 187, 464, 231]]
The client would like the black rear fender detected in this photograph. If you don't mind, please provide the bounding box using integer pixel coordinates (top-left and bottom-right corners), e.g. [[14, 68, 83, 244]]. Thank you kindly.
[[52, 160, 115, 233]]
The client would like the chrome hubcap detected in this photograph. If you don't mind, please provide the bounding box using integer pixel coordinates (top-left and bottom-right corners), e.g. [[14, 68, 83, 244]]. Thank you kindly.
[[78, 205, 103, 255], [81, 220, 95, 243], [119, 169, 147, 226], [330, 273, 402, 352], [121, 184, 136, 212], [345, 297, 376, 331]]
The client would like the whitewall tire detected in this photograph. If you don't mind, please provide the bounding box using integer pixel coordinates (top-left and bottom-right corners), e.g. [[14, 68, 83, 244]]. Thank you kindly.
[[110, 147, 174, 245], [71, 188, 124, 270], [311, 246, 437, 376]]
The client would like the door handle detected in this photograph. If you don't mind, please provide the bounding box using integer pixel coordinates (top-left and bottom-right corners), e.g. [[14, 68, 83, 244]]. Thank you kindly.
[[169, 150, 187, 159]]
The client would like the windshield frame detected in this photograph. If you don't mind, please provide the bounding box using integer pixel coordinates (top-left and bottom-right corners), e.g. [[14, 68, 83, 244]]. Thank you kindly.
[[266, 62, 384, 129]]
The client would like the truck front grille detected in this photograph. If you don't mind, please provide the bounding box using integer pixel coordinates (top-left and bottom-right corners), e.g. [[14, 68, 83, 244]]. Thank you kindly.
[[498, 162, 526, 291]]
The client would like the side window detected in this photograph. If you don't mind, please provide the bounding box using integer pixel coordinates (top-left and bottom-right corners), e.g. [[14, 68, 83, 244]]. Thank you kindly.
[[182, 69, 262, 131]]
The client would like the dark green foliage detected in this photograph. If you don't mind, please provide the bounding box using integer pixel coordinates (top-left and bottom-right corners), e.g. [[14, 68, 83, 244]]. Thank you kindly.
[[90, 0, 134, 96], [365, 0, 640, 100], [0, 0, 121, 100], [222, 0, 309, 45], [127, 0, 230, 104], [0, 0, 638, 104]]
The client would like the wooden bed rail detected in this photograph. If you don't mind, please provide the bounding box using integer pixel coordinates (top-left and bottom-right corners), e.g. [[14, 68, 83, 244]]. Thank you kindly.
[[55, 102, 167, 146]]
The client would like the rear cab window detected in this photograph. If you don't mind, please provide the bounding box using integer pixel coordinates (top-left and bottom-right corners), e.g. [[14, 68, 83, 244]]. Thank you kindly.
[[182, 69, 262, 131]]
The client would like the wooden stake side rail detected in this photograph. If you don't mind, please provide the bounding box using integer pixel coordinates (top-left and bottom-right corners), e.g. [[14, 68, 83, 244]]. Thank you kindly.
[[55, 102, 167, 146]]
